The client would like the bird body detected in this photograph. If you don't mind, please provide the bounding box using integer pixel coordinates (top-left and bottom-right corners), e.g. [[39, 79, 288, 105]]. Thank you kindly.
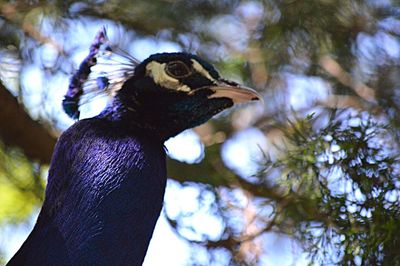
[[8, 51, 260, 265], [9, 118, 166, 265]]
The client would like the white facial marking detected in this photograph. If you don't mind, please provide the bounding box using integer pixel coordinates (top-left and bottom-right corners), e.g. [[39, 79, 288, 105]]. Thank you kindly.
[[146, 61, 191, 92], [146, 61, 178, 85], [191, 59, 216, 83], [176, 84, 191, 92]]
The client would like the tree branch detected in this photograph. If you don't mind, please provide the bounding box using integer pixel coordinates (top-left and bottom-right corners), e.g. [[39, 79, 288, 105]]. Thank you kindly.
[[0, 82, 56, 163]]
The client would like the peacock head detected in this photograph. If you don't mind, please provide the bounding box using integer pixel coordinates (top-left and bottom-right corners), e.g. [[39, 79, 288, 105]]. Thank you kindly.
[[111, 52, 261, 139]]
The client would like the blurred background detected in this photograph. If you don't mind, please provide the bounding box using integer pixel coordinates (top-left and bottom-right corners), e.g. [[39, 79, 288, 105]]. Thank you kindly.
[[0, 0, 399, 265]]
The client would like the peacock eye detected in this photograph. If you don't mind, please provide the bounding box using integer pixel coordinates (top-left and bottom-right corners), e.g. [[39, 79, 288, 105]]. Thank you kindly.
[[165, 61, 192, 78]]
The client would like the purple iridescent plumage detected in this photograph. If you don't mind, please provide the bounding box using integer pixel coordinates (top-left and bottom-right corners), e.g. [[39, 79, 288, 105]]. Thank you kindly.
[[8, 118, 166, 265]]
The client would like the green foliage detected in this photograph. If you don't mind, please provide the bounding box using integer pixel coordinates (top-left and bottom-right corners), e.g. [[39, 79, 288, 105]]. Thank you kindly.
[[0, 143, 45, 225], [264, 113, 400, 265]]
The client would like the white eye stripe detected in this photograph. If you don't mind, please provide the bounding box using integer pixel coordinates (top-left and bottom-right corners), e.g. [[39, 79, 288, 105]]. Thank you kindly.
[[145, 59, 217, 92], [191, 59, 216, 83], [146, 61, 178, 84], [145, 61, 191, 92]]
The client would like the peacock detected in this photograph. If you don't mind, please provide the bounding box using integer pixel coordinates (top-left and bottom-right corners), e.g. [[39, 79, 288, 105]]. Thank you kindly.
[[7, 29, 260, 266]]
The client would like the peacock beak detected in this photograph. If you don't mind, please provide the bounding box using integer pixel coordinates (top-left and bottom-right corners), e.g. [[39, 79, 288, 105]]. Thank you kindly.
[[207, 79, 262, 103]]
